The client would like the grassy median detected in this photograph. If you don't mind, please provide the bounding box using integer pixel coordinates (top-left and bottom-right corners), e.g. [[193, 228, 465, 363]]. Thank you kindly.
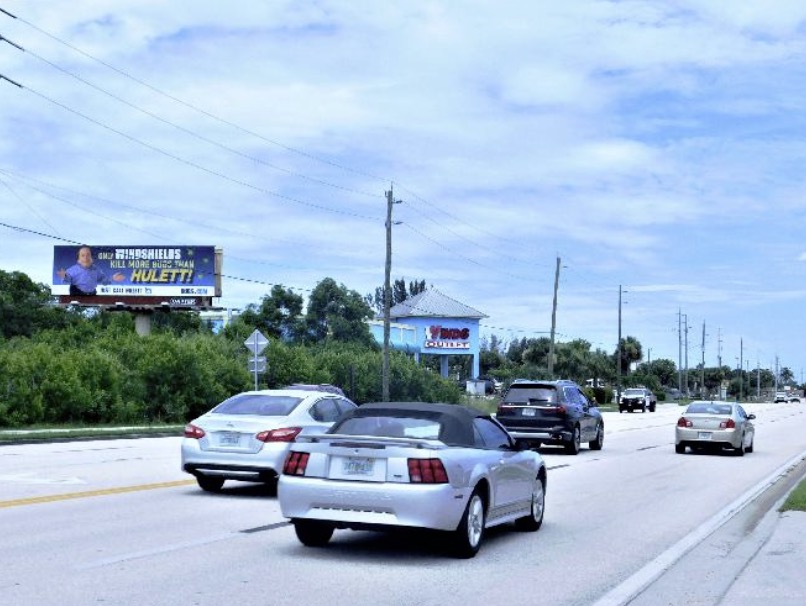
[[780, 477, 806, 512]]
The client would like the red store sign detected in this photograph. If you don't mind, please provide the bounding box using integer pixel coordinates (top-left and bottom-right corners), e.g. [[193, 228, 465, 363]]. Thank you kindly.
[[424, 325, 471, 349]]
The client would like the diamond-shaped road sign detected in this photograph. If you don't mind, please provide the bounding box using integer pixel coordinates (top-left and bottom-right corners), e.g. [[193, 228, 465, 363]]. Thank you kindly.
[[244, 329, 269, 355]]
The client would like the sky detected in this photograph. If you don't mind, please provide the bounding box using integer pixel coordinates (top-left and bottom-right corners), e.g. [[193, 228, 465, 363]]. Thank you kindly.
[[2, 1, 806, 379]]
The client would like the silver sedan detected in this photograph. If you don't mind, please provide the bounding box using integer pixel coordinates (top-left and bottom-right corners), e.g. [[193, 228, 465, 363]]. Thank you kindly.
[[279, 401, 547, 558], [675, 401, 755, 455], [181, 389, 357, 492]]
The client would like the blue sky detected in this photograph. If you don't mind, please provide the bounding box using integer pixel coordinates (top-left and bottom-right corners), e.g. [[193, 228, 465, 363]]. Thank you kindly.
[[2, 1, 806, 379]]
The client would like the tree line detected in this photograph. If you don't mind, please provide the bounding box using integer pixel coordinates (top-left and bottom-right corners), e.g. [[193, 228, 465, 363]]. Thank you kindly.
[[0, 270, 798, 428]]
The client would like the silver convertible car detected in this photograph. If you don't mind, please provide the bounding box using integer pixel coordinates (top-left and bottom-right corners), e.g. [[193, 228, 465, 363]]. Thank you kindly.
[[279, 402, 547, 558], [675, 401, 756, 455]]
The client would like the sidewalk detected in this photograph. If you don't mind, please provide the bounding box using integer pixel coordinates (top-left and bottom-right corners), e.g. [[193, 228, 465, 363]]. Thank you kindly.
[[720, 510, 806, 605]]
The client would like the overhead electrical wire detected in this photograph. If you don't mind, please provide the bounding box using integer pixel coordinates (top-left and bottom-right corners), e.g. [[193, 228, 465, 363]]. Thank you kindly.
[[0, 6, 553, 269], [0, 7, 610, 341]]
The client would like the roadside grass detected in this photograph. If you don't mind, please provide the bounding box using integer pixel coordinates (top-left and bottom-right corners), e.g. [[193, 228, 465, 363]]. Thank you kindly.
[[0, 424, 184, 444], [780, 478, 806, 513]]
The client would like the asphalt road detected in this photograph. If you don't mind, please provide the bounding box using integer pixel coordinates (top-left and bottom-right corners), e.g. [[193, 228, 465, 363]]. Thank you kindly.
[[2, 401, 806, 606]]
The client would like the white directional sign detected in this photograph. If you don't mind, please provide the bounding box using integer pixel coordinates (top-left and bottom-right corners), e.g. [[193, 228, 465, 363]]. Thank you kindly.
[[244, 329, 269, 355], [248, 356, 267, 373]]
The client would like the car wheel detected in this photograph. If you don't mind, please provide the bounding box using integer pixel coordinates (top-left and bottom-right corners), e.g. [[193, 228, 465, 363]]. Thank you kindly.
[[452, 490, 485, 558], [746, 437, 754, 453], [564, 426, 581, 455], [642, 404, 646, 413], [293, 520, 335, 547], [735, 435, 746, 456], [515, 477, 545, 532], [589, 424, 604, 450], [675, 443, 686, 454], [196, 475, 225, 492]]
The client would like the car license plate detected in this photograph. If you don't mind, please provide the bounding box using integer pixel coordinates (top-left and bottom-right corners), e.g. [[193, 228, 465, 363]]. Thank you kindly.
[[522, 408, 536, 417], [343, 457, 374, 475], [698, 432, 712, 440], [219, 432, 240, 446]]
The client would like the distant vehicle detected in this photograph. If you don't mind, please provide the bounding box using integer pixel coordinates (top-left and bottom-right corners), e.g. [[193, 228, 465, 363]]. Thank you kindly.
[[789, 395, 802, 403], [477, 376, 502, 395], [181, 388, 357, 492], [619, 388, 657, 413], [774, 392, 788, 403], [675, 401, 755, 455], [495, 379, 604, 454], [279, 401, 547, 558]]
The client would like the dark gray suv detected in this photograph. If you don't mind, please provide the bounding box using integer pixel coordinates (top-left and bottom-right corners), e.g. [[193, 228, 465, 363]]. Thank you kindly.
[[495, 379, 604, 455]]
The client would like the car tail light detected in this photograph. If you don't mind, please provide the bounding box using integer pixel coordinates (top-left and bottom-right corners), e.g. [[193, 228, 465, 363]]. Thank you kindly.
[[677, 417, 692, 428], [496, 403, 512, 415], [407, 458, 449, 483], [184, 424, 205, 439], [720, 419, 736, 429], [554, 405, 567, 414], [256, 427, 302, 442], [283, 451, 309, 475]]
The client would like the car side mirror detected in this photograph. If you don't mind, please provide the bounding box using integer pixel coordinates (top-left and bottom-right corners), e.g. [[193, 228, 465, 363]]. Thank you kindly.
[[513, 440, 529, 452], [748, 413, 756, 420]]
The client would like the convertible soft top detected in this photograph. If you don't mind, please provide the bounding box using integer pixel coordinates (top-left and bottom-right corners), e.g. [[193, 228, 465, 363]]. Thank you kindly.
[[333, 402, 484, 447]]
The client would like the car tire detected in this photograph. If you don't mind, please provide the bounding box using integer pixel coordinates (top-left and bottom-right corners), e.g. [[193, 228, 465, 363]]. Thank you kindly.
[[293, 520, 335, 547], [589, 424, 604, 450], [515, 477, 545, 532], [451, 490, 486, 558], [736, 436, 746, 456], [564, 426, 581, 455], [675, 443, 686, 454], [196, 475, 225, 492], [746, 438, 754, 453], [642, 404, 646, 413]]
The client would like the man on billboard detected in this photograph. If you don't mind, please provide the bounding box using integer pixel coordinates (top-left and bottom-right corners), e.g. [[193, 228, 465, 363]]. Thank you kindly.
[[56, 245, 125, 296]]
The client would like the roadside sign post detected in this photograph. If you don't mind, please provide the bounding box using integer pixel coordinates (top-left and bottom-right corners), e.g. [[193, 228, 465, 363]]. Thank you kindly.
[[244, 329, 269, 390]]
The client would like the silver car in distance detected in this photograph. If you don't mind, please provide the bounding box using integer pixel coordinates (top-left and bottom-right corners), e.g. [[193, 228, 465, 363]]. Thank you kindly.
[[675, 401, 756, 455], [279, 402, 547, 558]]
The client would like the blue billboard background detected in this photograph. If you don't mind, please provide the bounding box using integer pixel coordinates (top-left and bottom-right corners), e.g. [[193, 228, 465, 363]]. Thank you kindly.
[[52, 245, 217, 297]]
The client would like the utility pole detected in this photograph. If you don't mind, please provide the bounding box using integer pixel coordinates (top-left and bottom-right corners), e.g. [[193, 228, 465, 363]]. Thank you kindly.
[[382, 185, 399, 402], [617, 285, 623, 404], [683, 313, 689, 397], [548, 256, 560, 377], [700, 322, 706, 398], [739, 338, 743, 401], [678, 309, 683, 395]]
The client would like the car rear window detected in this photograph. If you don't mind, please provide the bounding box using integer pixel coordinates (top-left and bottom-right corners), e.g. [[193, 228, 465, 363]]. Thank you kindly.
[[212, 394, 303, 416], [333, 415, 442, 440], [623, 389, 644, 396], [504, 386, 557, 404], [686, 403, 732, 415]]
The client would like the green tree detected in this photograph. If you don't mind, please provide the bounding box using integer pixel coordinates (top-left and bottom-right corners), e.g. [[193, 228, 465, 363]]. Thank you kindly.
[[237, 285, 305, 342], [305, 278, 376, 347], [366, 278, 427, 314], [0, 269, 77, 339], [615, 336, 643, 375]]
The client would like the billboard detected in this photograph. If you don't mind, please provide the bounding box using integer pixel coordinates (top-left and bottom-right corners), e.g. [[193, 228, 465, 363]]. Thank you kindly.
[[52, 245, 220, 298]]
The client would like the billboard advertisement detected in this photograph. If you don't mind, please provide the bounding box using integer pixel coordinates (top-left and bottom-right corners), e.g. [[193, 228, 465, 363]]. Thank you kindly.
[[52, 245, 218, 298]]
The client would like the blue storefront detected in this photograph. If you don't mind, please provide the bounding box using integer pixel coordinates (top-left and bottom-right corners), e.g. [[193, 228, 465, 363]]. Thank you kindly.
[[368, 288, 487, 379]]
